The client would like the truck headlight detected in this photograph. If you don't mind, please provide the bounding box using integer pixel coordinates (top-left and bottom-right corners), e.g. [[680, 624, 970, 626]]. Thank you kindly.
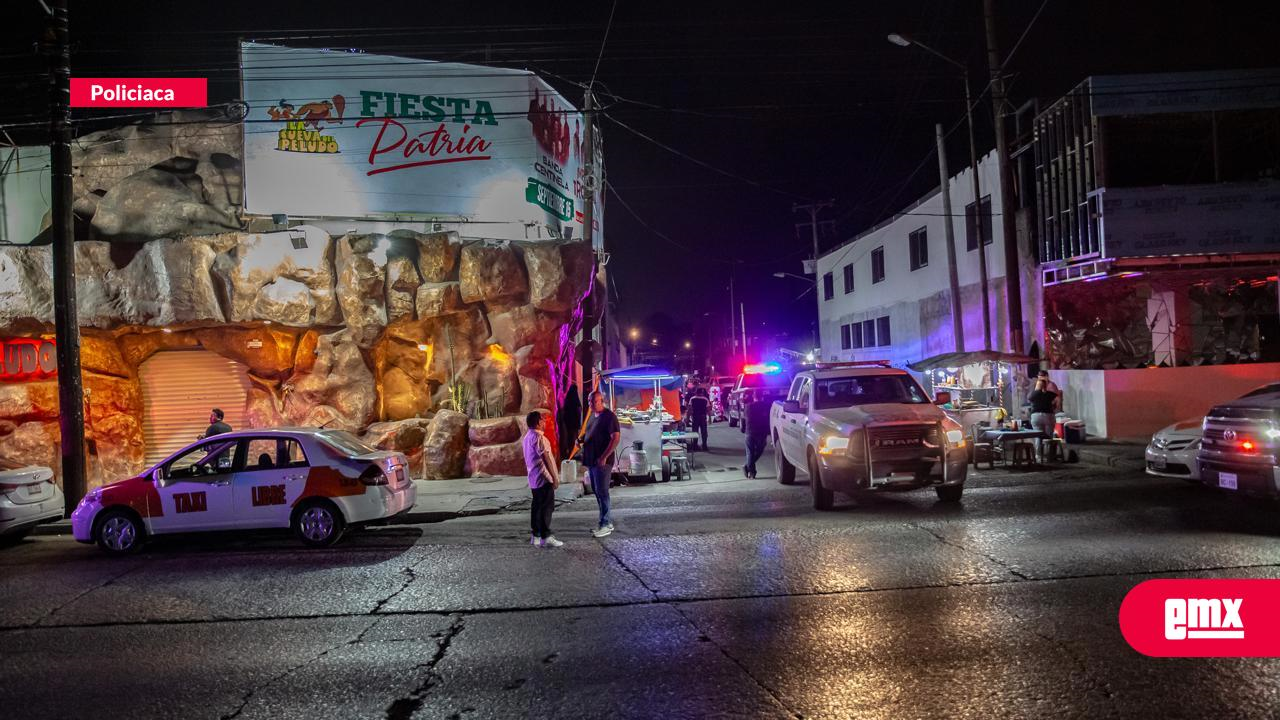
[[818, 435, 850, 455], [945, 429, 965, 447]]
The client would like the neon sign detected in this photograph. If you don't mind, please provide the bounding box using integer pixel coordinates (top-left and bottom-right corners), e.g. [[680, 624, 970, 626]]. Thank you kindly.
[[1, 338, 57, 380]]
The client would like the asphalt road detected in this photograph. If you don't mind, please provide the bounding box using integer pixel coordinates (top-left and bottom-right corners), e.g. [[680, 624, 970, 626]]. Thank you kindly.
[[4, 423, 1280, 719]]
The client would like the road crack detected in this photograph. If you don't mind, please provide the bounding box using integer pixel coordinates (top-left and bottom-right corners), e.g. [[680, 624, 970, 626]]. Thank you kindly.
[[219, 615, 381, 720], [370, 547, 443, 615], [598, 539, 801, 720], [909, 522, 1031, 580], [34, 561, 149, 626], [384, 613, 465, 720]]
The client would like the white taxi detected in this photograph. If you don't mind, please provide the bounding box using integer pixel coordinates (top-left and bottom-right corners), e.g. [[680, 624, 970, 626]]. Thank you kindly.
[[72, 428, 415, 554]]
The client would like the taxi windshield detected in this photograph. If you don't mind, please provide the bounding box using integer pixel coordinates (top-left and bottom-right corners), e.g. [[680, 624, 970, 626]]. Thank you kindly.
[[814, 375, 929, 409], [319, 430, 377, 456]]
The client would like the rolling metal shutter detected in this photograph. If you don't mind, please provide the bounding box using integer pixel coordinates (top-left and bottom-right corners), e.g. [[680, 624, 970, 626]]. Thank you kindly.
[[139, 350, 253, 466]]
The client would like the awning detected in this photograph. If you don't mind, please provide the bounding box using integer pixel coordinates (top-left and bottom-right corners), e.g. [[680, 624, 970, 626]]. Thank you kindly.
[[601, 365, 684, 390], [908, 350, 1040, 372]]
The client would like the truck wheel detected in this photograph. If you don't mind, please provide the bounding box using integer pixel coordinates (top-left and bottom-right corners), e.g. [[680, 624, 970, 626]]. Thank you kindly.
[[775, 437, 796, 485], [661, 456, 672, 483], [935, 484, 964, 503], [808, 455, 835, 511]]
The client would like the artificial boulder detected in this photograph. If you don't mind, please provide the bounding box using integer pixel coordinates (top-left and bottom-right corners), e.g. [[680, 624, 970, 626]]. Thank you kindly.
[[194, 326, 299, 381], [0, 421, 58, 473], [212, 226, 338, 325], [245, 386, 285, 428], [402, 229, 461, 283], [117, 329, 200, 368], [74, 242, 125, 328], [385, 256, 421, 323], [282, 329, 375, 431], [0, 381, 59, 423], [487, 304, 568, 359], [476, 354, 522, 416], [422, 409, 469, 480], [468, 416, 521, 446], [381, 366, 431, 421], [362, 417, 433, 468], [415, 282, 464, 318], [467, 441, 526, 477], [459, 242, 527, 304], [523, 240, 594, 312], [0, 245, 54, 327], [335, 234, 388, 346], [253, 278, 316, 326], [91, 166, 240, 241], [111, 238, 224, 325]]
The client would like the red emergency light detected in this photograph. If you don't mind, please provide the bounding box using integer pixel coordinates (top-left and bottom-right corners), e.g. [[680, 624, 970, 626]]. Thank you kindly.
[[743, 362, 782, 375]]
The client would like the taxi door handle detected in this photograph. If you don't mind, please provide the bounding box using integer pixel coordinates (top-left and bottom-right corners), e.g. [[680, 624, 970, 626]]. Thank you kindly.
[[212, 479, 231, 487], [286, 474, 305, 482]]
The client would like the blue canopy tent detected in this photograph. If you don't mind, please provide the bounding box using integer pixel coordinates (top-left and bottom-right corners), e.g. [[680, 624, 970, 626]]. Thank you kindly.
[[600, 365, 684, 417]]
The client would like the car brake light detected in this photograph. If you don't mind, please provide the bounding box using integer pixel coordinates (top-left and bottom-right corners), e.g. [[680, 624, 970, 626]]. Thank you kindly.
[[0, 483, 19, 493], [359, 469, 389, 486]]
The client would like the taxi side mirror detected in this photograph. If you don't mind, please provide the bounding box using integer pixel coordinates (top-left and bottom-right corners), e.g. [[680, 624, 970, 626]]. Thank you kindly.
[[782, 399, 802, 414], [934, 391, 951, 405], [151, 466, 166, 485]]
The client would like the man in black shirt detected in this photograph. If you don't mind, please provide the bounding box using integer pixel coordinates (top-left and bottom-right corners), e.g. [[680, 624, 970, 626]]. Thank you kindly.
[[743, 395, 772, 478], [202, 408, 231, 439], [685, 382, 711, 451], [581, 390, 621, 537]]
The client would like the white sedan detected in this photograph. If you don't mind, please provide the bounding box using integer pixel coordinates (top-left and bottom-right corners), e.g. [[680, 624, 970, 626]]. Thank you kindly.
[[0, 466, 64, 542], [72, 428, 415, 554], [1146, 382, 1280, 481]]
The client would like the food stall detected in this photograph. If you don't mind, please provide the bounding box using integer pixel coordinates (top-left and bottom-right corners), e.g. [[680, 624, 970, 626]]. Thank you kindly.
[[908, 350, 1038, 437], [600, 366, 693, 482]]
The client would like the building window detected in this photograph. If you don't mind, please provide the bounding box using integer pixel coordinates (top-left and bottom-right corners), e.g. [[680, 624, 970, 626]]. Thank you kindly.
[[876, 316, 891, 346], [840, 324, 852, 350], [862, 318, 876, 347], [966, 195, 993, 251], [842, 263, 854, 294], [823, 272, 834, 300], [909, 227, 928, 271], [851, 322, 863, 349], [871, 247, 885, 283]]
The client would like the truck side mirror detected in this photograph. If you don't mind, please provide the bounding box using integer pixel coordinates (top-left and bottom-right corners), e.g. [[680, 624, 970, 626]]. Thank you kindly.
[[782, 399, 802, 414], [934, 391, 951, 405]]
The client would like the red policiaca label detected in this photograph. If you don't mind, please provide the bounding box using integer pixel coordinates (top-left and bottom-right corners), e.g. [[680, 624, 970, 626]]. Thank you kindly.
[[1119, 579, 1280, 657], [70, 78, 207, 108]]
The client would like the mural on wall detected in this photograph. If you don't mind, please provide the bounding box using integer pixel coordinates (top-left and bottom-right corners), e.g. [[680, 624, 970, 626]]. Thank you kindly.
[[0, 107, 593, 488]]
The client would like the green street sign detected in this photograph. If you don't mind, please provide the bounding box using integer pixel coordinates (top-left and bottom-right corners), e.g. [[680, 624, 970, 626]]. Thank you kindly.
[[525, 178, 574, 221]]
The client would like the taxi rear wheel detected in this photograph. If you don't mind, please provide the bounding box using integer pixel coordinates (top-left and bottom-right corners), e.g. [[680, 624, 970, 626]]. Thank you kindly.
[[293, 500, 346, 548], [95, 509, 144, 554]]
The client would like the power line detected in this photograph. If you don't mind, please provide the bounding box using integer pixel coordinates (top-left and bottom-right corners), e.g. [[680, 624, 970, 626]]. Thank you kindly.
[[589, 0, 619, 90]]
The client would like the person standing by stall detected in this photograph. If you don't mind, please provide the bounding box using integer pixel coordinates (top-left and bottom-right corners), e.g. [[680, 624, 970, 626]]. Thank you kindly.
[[743, 395, 772, 478], [582, 391, 621, 538], [685, 382, 711, 451], [1028, 379, 1059, 461]]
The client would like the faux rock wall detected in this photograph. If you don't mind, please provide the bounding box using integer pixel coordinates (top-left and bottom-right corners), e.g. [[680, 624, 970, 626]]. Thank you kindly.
[[0, 231, 591, 485]]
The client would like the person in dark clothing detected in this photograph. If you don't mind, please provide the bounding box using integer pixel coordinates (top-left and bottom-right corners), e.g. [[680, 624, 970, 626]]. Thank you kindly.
[[1028, 380, 1059, 461], [581, 391, 621, 537], [558, 385, 582, 461], [743, 395, 772, 478], [685, 383, 711, 451], [203, 408, 231, 439]]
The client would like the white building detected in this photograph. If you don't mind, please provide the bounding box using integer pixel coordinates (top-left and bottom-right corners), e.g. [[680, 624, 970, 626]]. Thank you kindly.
[[816, 151, 1042, 368]]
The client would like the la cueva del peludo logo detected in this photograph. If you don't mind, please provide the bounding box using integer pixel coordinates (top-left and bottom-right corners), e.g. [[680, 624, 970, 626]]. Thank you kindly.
[[271, 95, 345, 153]]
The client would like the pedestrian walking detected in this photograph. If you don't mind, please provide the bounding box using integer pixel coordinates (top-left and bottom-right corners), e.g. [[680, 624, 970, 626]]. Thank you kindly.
[[582, 390, 621, 537], [201, 408, 231, 439], [522, 411, 563, 548], [686, 382, 711, 451], [743, 395, 771, 478]]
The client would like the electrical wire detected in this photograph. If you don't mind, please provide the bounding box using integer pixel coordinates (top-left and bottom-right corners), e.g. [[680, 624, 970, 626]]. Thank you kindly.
[[589, 0, 618, 91]]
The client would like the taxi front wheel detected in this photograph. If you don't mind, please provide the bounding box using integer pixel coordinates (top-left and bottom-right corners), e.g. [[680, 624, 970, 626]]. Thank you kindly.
[[96, 509, 144, 554], [293, 500, 346, 548]]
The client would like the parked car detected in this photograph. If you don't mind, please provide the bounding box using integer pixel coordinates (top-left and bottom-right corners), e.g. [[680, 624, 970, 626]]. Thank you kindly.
[[71, 428, 415, 554], [1146, 382, 1280, 481], [1197, 391, 1280, 498], [709, 375, 735, 421], [1, 466, 64, 542], [770, 362, 968, 510], [728, 363, 791, 431]]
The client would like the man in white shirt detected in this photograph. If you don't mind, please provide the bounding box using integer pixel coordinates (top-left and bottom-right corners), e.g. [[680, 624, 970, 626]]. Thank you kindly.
[[522, 410, 563, 548]]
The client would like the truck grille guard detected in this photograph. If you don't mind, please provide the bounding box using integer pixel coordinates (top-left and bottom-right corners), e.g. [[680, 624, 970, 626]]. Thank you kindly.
[[860, 421, 949, 485]]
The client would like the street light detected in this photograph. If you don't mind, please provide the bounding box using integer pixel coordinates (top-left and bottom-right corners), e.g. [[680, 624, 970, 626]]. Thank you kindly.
[[888, 31, 992, 350], [683, 340, 692, 350], [773, 271, 809, 282]]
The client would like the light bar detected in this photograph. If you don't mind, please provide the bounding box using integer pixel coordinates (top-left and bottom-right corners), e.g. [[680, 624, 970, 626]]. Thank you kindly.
[[743, 362, 783, 375]]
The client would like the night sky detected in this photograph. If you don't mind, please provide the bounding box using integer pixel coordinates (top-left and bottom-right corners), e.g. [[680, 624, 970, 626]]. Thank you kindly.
[[5, 0, 1279, 358]]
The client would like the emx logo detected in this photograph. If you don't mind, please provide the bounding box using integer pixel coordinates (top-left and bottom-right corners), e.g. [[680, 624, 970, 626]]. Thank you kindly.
[[1121, 579, 1280, 656]]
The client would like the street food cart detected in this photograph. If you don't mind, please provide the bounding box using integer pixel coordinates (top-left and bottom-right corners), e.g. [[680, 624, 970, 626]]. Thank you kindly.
[[601, 366, 693, 482], [908, 350, 1038, 438]]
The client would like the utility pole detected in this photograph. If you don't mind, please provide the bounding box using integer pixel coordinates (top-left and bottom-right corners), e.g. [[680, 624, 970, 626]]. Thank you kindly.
[[984, 0, 1025, 352], [935, 123, 965, 353], [579, 89, 597, 394], [728, 265, 736, 363], [45, 0, 86, 511], [963, 73, 993, 350], [739, 302, 748, 365], [793, 200, 834, 356]]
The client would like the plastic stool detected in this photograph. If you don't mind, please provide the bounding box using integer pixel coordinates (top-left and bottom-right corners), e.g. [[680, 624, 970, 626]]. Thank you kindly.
[[1011, 442, 1035, 467]]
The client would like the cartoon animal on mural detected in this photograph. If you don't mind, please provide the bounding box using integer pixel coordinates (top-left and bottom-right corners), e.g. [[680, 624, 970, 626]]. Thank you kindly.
[[268, 95, 346, 129]]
